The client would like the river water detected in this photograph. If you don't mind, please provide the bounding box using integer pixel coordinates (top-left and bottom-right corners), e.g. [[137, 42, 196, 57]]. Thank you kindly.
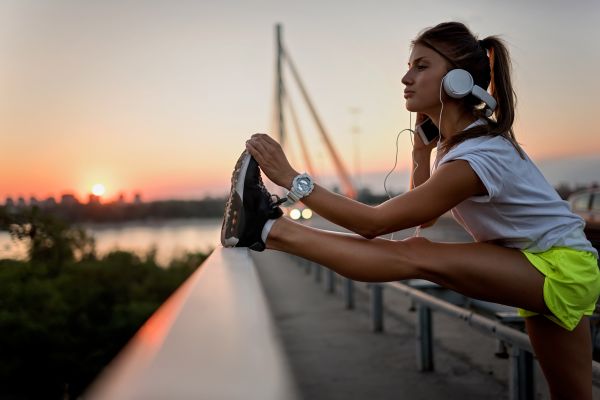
[[0, 218, 222, 267]]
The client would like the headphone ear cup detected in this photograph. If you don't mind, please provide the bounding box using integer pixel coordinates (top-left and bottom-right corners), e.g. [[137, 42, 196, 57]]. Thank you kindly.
[[442, 69, 474, 99]]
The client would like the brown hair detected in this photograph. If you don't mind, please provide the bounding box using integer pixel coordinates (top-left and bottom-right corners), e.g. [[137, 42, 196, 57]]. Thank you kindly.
[[413, 22, 524, 157]]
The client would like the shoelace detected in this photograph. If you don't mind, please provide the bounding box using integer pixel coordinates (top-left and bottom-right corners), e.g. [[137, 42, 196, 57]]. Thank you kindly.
[[270, 194, 287, 207], [257, 173, 287, 208]]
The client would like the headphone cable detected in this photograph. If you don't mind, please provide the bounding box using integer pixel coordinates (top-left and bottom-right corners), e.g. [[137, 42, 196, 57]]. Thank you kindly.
[[383, 112, 417, 240]]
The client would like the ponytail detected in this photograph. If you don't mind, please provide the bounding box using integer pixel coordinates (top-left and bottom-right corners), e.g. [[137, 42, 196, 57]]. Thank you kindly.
[[478, 36, 523, 157]]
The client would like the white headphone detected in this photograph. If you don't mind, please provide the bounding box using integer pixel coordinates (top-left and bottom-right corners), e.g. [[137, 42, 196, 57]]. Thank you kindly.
[[442, 69, 497, 117]]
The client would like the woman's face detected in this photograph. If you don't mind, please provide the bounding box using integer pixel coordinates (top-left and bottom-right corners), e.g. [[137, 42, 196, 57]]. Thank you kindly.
[[402, 44, 449, 116]]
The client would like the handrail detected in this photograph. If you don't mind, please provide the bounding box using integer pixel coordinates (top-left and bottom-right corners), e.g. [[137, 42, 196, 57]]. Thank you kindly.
[[85, 247, 299, 400], [387, 281, 534, 352]]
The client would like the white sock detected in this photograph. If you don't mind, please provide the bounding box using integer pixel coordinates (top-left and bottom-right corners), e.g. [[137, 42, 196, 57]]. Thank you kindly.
[[261, 219, 277, 243]]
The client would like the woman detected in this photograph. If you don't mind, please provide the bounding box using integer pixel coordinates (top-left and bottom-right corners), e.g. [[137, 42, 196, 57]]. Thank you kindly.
[[221, 22, 600, 399]]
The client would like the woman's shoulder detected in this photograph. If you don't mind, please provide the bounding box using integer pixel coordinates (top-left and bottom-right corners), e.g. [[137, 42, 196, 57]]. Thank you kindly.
[[454, 134, 513, 150], [440, 134, 520, 162]]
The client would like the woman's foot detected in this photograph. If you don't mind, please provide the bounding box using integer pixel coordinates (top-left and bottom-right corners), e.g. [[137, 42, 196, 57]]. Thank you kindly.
[[220, 150, 285, 251]]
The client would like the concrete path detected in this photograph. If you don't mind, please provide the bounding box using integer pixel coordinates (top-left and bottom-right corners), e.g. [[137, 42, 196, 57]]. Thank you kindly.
[[252, 248, 511, 400]]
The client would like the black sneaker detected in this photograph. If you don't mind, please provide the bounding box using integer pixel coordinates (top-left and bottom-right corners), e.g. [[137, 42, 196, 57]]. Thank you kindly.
[[221, 150, 285, 251]]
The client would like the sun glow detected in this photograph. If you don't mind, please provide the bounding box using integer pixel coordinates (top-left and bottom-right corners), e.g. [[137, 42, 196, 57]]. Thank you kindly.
[[92, 183, 106, 196]]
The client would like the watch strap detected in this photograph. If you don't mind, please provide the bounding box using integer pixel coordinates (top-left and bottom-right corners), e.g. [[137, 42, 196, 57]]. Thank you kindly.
[[283, 190, 301, 206], [282, 173, 313, 206]]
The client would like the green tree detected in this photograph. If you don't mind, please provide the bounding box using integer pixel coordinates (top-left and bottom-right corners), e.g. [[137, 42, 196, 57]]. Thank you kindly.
[[3, 206, 96, 267]]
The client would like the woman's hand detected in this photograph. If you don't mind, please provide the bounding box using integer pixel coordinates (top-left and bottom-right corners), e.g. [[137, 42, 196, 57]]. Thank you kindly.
[[412, 113, 439, 154], [246, 133, 299, 189]]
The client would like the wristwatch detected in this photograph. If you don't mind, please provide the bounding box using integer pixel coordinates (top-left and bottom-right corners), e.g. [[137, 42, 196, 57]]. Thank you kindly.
[[283, 173, 314, 206]]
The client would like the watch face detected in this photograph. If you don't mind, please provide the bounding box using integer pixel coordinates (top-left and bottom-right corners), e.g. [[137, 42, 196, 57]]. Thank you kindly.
[[296, 177, 311, 195], [298, 178, 310, 193]]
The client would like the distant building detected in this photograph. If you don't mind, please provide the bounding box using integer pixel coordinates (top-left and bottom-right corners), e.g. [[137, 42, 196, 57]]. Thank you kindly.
[[61, 193, 79, 206], [41, 197, 57, 208], [17, 197, 26, 208], [4, 197, 16, 213], [88, 193, 101, 205], [133, 192, 143, 204], [29, 196, 39, 206], [117, 192, 126, 205]]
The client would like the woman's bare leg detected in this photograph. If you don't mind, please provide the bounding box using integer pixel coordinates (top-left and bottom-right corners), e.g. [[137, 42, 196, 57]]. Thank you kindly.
[[525, 315, 592, 400], [267, 217, 548, 313], [266, 217, 592, 397]]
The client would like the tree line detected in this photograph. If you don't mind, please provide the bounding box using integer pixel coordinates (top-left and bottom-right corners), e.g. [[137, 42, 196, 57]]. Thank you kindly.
[[2, 197, 228, 225]]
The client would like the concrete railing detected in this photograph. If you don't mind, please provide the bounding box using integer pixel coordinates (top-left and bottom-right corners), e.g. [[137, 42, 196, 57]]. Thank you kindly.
[[85, 248, 299, 400]]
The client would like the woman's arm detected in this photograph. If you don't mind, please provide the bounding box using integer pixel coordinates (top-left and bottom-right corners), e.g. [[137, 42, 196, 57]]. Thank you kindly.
[[410, 113, 439, 228], [410, 149, 432, 190], [409, 113, 436, 190], [246, 134, 486, 239], [410, 149, 439, 228], [299, 160, 485, 238]]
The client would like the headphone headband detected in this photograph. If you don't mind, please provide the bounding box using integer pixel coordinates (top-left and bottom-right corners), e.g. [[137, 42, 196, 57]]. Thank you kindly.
[[442, 69, 496, 117]]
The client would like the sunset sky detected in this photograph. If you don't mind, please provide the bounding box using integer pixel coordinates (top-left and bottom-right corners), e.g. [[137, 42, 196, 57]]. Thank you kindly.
[[2, 0, 599, 202]]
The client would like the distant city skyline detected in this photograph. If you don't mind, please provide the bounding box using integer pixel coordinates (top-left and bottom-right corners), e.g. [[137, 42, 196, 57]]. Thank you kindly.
[[3, 190, 145, 206], [2, 1, 599, 201]]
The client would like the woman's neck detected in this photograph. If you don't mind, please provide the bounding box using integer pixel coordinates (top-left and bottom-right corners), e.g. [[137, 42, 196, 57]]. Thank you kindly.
[[428, 105, 477, 140]]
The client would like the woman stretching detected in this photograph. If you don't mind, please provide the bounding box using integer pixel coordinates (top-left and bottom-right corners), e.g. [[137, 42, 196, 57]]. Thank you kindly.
[[221, 22, 600, 399]]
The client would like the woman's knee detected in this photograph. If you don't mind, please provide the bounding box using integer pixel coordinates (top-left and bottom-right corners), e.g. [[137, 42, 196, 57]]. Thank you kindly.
[[399, 237, 474, 284], [399, 236, 437, 277]]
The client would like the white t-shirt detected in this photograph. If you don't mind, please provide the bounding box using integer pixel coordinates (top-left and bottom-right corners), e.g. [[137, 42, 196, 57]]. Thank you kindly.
[[434, 124, 597, 257]]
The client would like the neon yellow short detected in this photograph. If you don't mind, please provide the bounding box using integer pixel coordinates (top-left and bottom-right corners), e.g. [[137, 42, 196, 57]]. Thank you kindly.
[[518, 247, 600, 331]]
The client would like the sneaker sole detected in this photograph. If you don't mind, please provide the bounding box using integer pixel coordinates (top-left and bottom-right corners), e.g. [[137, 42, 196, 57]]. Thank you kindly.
[[221, 151, 252, 247]]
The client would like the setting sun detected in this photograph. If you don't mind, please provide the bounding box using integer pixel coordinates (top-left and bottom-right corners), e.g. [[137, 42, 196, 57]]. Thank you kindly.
[[92, 184, 106, 197]]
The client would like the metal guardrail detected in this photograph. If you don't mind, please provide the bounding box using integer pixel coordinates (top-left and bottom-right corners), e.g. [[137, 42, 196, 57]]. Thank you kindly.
[[85, 248, 299, 400], [387, 281, 600, 388], [387, 280, 536, 399], [296, 257, 600, 400]]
